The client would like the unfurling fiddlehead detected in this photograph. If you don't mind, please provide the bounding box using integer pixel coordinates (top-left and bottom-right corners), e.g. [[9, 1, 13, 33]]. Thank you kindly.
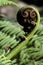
[[0, 0, 41, 64], [17, 7, 37, 33], [6, 6, 40, 59]]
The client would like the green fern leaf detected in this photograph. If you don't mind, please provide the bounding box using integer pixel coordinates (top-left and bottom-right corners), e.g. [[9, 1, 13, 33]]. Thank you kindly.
[[0, 31, 20, 49], [0, 21, 25, 38], [0, 0, 18, 7]]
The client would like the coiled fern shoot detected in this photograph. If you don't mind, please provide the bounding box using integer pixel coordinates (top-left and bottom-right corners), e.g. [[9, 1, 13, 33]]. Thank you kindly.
[[0, 0, 40, 65]]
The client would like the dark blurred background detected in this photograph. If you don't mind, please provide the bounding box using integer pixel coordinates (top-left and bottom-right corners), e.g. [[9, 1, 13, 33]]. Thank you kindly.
[[0, 0, 43, 19], [20, 0, 43, 7], [20, 0, 43, 17]]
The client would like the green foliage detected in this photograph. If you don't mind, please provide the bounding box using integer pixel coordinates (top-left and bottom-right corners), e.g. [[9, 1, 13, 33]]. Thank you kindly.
[[0, 31, 20, 49], [0, 49, 13, 65], [18, 23, 43, 65], [0, 21, 25, 38], [7, 22, 43, 65], [0, 0, 41, 64], [0, 0, 18, 6], [0, 20, 25, 56]]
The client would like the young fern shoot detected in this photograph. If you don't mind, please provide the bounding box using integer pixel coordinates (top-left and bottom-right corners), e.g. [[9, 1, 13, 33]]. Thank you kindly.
[[6, 6, 40, 59]]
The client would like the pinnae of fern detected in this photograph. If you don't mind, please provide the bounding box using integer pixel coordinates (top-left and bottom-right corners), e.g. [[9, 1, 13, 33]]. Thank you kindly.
[[0, 0, 19, 7]]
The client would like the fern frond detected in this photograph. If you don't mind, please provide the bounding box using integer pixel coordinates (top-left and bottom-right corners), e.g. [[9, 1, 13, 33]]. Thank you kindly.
[[0, 21, 25, 38], [0, 55, 11, 65], [18, 24, 43, 65], [0, 0, 18, 7], [0, 31, 20, 49], [0, 49, 12, 65], [0, 20, 25, 59], [0, 53, 18, 65]]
